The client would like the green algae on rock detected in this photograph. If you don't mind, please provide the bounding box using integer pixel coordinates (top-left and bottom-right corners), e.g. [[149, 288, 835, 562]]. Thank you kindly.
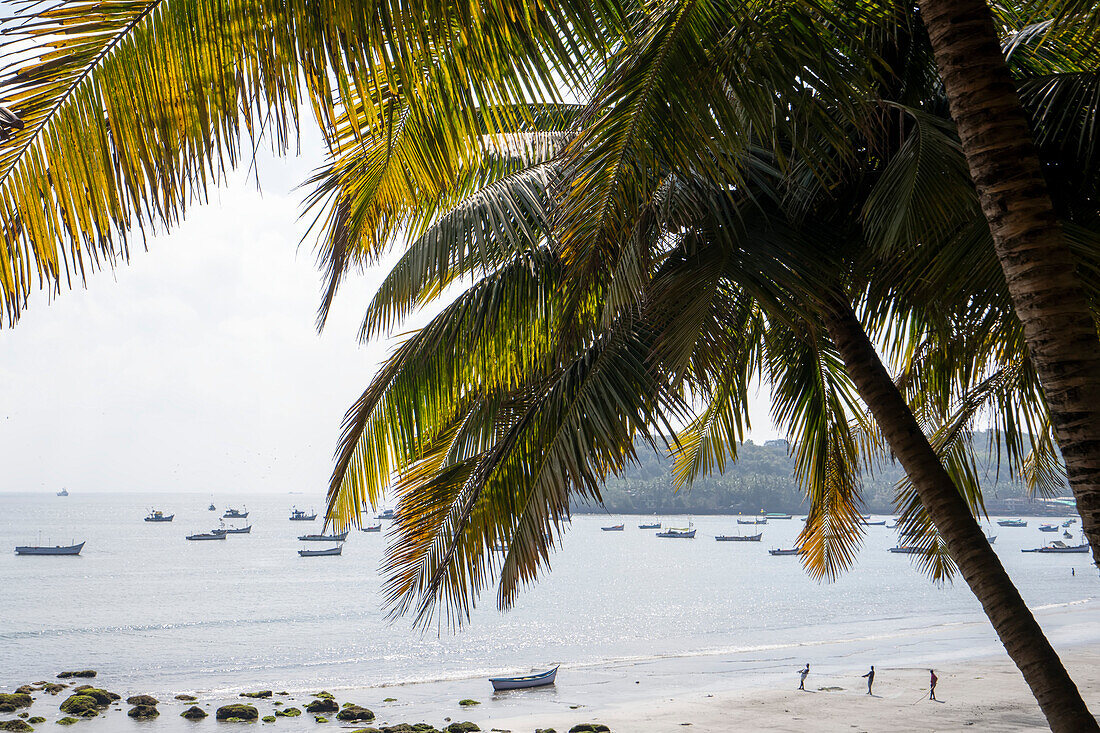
[[239, 691, 272, 699], [458, 700, 480, 707], [0, 694, 33, 710], [58, 695, 99, 718], [180, 706, 208, 719], [126, 695, 158, 706], [128, 704, 159, 718], [305, 698, 338, 714], [335, 705, 374, 722], [445, 722, 480, 732], [274, 707, 301, 717], [55, 672, 95, 680], [0, 720, 35, 732], [215, 704, 258, 721]]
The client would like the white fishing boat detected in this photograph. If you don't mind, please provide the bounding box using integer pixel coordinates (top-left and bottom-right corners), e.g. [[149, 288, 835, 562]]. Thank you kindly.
[[223, 508, 248, 519], [15, 541, 84, 556], [211, 525, 251, 535], [656, 527, 696, 539], [361, 523, 382, 532], [601, 524, 624, 531], [715, 532, 762, 542], [289, 507, 317, 521], [489, 665, 558, 691], [769, 547, 800, 556], [298, 545, 342, 557], [298, 531, 348, 542], [186, 532, 226, 541], [144, 510, 174, 522]]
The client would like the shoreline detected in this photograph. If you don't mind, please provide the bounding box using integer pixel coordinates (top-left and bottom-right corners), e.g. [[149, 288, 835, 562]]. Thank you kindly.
[[5, 600, 1099, 731]]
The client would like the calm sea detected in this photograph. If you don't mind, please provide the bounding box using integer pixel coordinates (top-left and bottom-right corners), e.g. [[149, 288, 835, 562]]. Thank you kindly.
[[1, 492, 1097, 699]]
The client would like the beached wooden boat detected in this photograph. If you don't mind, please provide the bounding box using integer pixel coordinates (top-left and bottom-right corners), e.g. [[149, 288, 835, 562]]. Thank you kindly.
[[186, 532, 226, 541], [601, 524, 624, 531], [655, 528, 696, 538], [289, 508, 317, 521], [299, 545, 342, 557], [638, 522, 661, 529], [715, 533, 762, 542], [489, 665, 559, 691], [144, 510, 174, 522], [212, 525, 251, 534], [15, 541, 84, 555], [298, 531, 349, 542], [361, 524, 382, 532], [769, 547, 800, 556], [997, 518, 1027, 527]]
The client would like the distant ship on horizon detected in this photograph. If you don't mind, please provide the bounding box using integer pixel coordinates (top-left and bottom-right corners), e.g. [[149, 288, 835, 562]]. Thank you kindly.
[[56, 488, 68, 497]]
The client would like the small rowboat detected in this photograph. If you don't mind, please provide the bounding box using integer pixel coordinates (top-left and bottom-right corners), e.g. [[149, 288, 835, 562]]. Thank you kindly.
[[212, 525, 251, 534], [715, 533, 761, 542], [186, 532, 226, 541], [601, 524, 624, 531], [15, 541, 84, 556], [769, 547, 800, 556], [490, 665, 559, 691], [299, 545, 342, 557], [656, 528, 696, 538], [298, 531, 349, 542], [361, 524, 382, 532], [638, 522, 661, 529]]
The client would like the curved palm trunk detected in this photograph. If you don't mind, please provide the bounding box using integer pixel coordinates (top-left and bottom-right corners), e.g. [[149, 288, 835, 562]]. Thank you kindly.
[[822, 297, 1098, 733], [916, 0, 1100, 568]]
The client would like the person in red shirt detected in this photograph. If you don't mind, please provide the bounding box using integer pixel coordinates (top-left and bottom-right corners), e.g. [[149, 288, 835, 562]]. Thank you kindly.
[[929, 669, 938, 701]]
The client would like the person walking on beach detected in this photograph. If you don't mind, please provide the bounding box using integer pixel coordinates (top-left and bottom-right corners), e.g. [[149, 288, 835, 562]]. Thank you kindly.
[[862, 665, 874, 695], [798, 663, 810, 690], [929, 669, 938, 701]]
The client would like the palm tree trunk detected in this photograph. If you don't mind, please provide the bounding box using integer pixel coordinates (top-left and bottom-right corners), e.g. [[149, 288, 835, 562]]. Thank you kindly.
[[822, 296, 1098, 733], [916, 0, 1100, 568]]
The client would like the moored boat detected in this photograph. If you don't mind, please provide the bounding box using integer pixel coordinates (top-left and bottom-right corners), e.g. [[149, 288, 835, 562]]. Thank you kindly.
[[144, 510, 174, 522], [298, 531, 349, 542], [211, 525, 251, 535], [1039, 524, 1058, 532], [56, 488, 68, 497], [986, 535, 997, 544], [379, 509, 395, 520], [997, 518, 1027, 527], [489, 665, 559, 691], [362, 523, 382, 532], [299, 545, 342, 557], [888, 545, 922, 554], [289, 508, 317, 521], [1023, 541, 1089, 554], [601, 524, 624, 531], [208, 503, 216, 511], [737, 518, 767, 525], [15, 541, 84, 556], [1062, 519, 1076, 527], [715, 533, 761, 542], [860, 519, 887, 526], [769, 547, 800, 556], [638, 522, 661, 529], [223, 508, 248, 519], [655, 528, 696, 539], [186, 532, 226, 541], [764, 513, 792, 520]]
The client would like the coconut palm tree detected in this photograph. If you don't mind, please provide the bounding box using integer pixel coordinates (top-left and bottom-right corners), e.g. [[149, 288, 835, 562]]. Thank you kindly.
[[914, 0, 1100, 571], [315, 7, 1099, 729]]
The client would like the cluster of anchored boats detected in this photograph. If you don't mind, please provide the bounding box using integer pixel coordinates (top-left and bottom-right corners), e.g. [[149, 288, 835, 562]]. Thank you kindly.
[[604, 513, 803, 554], [995, 517, 1089, 553], [13, 503, 399, 557]]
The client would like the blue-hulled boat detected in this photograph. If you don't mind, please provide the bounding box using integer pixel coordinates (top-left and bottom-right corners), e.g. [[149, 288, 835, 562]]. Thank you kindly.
[[490, 665, 559, 691]]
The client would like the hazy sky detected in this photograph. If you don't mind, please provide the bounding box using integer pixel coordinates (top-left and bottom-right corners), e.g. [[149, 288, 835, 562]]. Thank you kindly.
[[0, 127, 781, 496]]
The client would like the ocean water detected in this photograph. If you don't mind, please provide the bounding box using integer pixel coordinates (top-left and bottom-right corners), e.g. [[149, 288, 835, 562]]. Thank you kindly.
[[1, 492, 1097, 700]]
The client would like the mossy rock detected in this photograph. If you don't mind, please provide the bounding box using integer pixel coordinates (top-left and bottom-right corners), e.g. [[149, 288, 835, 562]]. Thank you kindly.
[[239, 691, 272, 699], [311, 691, 334, 700], [215, 704, 258, 721], [27, 720, 45, 726], [68, 690, 116, 707], [0, 695, 33, 710], [180, 706, 208, 720], [128, 705, 159, 719], [350, 729, 382, 733], [0, 721, 35, 732], [274, 707, 301, 718], [567, 726, 610, 733], [262, 716, 276, 723], [14, 686, 36, 695], [304, 699, 337, 714], [276, 692, 289, 696], [380, 725, 441, 733], [535, 729, 557, 733], [41, 686, 63, 697], [335, 705, 374, 722], [0, 706, 16, 714], [273, 701, 283, 706], [383, 698, 397, 702], [457, 699, 480, 707], [174, 694, 197, 702], [314, 715, 328, 723], [445, 723, 480, 732], [58, 695, 99, 717], [55, 719, 78, 726], [126, 695, 158, 706], [55, 672, 95, 680]]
